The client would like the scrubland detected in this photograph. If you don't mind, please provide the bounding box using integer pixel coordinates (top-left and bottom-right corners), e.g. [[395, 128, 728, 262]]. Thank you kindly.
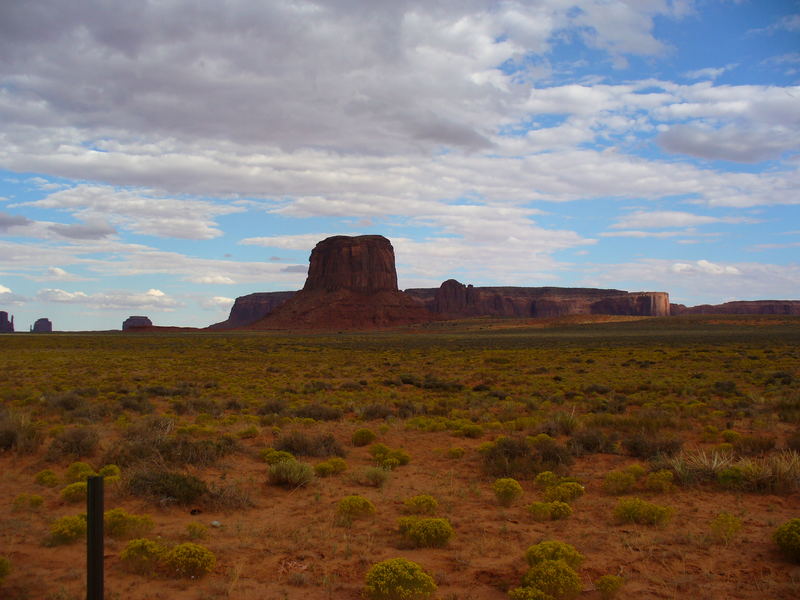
[[1, 314, 799, 599]]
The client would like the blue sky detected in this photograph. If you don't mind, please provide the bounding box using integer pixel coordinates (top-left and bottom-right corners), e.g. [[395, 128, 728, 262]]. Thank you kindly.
[[0, 0, 798, 331]]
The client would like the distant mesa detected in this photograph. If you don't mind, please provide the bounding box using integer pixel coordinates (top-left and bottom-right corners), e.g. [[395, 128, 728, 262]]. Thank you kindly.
[[211, 234, 670, 331], [32, 318, 53, 333], [671, 300, 800, 316], [0, 311, 13, 333], [122, 315, 153, 330]]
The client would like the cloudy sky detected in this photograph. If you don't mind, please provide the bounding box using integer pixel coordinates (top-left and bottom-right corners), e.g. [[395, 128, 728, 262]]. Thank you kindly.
[[1, 0, 798, 331]]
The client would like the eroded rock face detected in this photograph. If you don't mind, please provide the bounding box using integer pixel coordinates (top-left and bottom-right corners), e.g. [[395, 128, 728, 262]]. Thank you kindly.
[[303, 235, 398, 293], [209, 291, 295, 330], [0, 311, 13, 333], [122, 315, 152, 330], [405, 281, 670, 318], [671, 300, 800, 315], [32, 318, 52, 333], [252, 235, 433, 330]]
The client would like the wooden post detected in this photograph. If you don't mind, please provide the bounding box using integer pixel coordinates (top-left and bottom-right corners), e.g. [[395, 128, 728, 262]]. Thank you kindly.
[[87, 475, 104, 600]]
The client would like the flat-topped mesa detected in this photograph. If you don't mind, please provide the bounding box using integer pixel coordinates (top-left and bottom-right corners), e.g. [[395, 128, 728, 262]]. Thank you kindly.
[[208, 291, 296, 330], [251, 235, 433, 330], [303, 235, 398, 293], [671, 300, 800, 315], [404, 280, 670, 318]]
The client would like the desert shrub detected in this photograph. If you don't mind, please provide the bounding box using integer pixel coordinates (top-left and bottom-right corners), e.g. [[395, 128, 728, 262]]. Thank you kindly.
[[61, 481, 88, 503], [709, 512, 742, 545], [314, 457, 348, 477], [357, 403, 393, 420], [267, 460, 314, 488], [34, 469, 59, 487], [104, 508, 154, 540], [519, 559, 581, 599], [66, 461, 96, 482], [773, 518, 800, 563], [528, 501, 572, 521], [399, 517, 454, 548], [482, 436, 573, 479], [720, 429, 740, 443], [595, 574, 625, 599], [370, 443, 411, 469], [543, 482, 584, 503], [493, 478, 524, 506], [603, 470, 636, 495], [787, 429, 800, 452], [237, 425, 259, 439], [622, 432, 682, 459], [644, 470, 674, 493], [734, 435, 776, 456], [336, 495, 376, 525], [128, 470, 208, 505], [164, 542, 216, 577], [48, 514, 87, 545], [403, 494, 438, 515], [525, 541, 584, 569], [534, 471, 561, 489], [0, 555, 9, 582], [613, 497, 673, 526], [508, 587, 552, 600], [276, 431, 345, 457], [259, 448, 295, 464], [47, 426, 99, 459], [456, 422, 484, 439], [120, 538, 168, 574], [623, 463, 647, 479], [292, 403, 343, 421], [354, 466, 390, 488], [186, 522, 208, 540], [0, 410, 42, 453], [363, 557, 437, 600], [98, 464, 121, 478], [159, 435, 237, 466], [567, 428, 615, 456], [446, 446, 465, 459], [352, 428, 377, 446], [12, 493, 43, 511]]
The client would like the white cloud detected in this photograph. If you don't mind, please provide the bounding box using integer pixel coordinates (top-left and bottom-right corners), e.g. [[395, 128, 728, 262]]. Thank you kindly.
[[611, 210, 755, 229], [36, 287, 182, 311], [199, 295, 235, 310], [684, 64, 737, 80]]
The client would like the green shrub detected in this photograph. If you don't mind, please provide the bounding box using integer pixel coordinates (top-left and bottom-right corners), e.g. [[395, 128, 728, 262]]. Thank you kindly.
[[370, 443, 411, 469], [734, 435, 776, 456], [399, 517, 454, 548], [47, 426, 100, 459], [773, 518, 800, 562], [267, 460, 314, 488], [104, 508, 154, 540], [120, 538, 168, 574], [352, 428, 377, 447], [0, 555, 10, 582], [644, 470, 674, 493], [0, 409, 42, 453], [98, 464, 121, 478], [237, 425, 259, 439], [259, 448, 295, 465], [623, 463, 647, 479], [403, 494, 438, 515], [493, 478, 524, 506], [128, 470, 208, 504], [363, 557, 437, 600], [508, 586, 552, 600], [354, 466, 390, 488], [34, 469, 59, 487], [613, 497, 673, 526], [336, 495, 376, 525], [622, 432, 682, 459], [314, 457, 347, 477], [186, 522, 208, 540], [520, 559, 581, 599], [528, 501, 572, 521], [458, 423, 484, 439], [446, 447, 465, 459], [61, 481, 88, 503], [720, 429, 741, 443], [596, 574, 625, 599], [49, 514, 87, 545], [12, 493, 43, 511], [543, 482, 584, 503], [709, 512, 742, 545], [66, 461, 96, 482], [275, 431, 345, 457], [164, 542, 216, 578], [534, 471, 561, 489], [524, 541, 584, 569], [603, 470, 636, 495]]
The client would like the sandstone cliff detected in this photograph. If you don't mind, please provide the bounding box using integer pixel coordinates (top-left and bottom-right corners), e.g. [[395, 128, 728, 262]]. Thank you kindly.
[[405, 280, 670, 318], [209, 291, 295, 330], [122, 315, 152, 330], [32, 318, 52, 333], [671, 300, 800, 315], [0, 311, 13, 333], [250, 235, 433, 330]]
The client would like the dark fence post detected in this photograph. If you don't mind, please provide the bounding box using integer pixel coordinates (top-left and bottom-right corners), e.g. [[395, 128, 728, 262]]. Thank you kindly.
[[87, 475, 104, 600]]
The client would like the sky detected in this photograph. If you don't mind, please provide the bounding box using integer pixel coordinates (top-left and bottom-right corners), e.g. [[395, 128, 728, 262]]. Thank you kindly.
[[0, 0, 798, 331]]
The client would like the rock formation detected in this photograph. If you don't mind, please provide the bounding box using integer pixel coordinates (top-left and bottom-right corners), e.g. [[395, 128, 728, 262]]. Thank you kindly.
[[209, 291, 295, 330], [404, 280, 670, 318], [250, 235, 434, 330], [0, 311, 13, 333], [671, 300, 800, 316], [32, 318, 52, 333], [122, 315, 153, 330]]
